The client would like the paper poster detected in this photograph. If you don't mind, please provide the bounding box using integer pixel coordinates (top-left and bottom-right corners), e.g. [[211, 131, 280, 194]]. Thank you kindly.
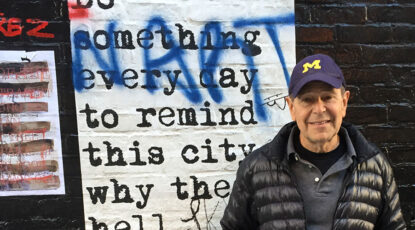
[[0, 50, 65, 196], [69, 0, 295, 229]]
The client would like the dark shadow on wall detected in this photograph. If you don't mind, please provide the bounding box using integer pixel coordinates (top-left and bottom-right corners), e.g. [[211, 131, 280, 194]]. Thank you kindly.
[[295, 0, 415, 228]]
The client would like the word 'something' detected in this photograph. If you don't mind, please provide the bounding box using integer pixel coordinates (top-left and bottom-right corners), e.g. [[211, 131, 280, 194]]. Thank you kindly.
[[72, 14, 294, 122]]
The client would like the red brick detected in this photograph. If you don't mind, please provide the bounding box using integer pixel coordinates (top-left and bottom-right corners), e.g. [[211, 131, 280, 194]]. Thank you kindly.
[[345, 105, 387, 124], [392, 26, 415, 43], [296, 46, 337, 61], [359, 86, 414, 104], [342, 67, 391, 85], [295, 5, 310, 24], [311, 47, 336, 58], [334, 44, 363, 64], [368, 6, 415, 23], [400, 201, 415, 227], [310, 6, 366, 24], [394, 165, 415, 185], [362, 126, 415, 143], [361, 45, 415, 64], [0, 1, 66, 19], [296, 26, 334, 43], [337, 25, 393, 43], [390, 67, 415, 85], [296, 45, 311, 61], [389, 104, 415, 123], [346, 85, 363, 104], [387, 145, 415, 164]]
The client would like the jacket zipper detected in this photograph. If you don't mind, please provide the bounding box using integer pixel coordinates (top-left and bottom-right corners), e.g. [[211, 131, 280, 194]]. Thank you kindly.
[[281, 163, 308, 227], [331, 161, 358, 229]]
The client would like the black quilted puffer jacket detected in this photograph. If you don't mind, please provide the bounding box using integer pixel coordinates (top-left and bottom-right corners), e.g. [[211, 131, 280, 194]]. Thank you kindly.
[[221, 122, 406, 230]]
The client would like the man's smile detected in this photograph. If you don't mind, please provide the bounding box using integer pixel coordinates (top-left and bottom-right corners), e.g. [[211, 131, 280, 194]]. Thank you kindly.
[[308, 120, 330, 125]]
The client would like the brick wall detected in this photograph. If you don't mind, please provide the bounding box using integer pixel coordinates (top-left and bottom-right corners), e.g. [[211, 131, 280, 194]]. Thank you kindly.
[[0, 0, 84, 229], [296, 0, 415, 228], [0, 0, 413, 229]]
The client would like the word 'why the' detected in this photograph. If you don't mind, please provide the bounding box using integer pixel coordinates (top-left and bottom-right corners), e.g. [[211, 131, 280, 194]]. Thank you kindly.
[[86, 175, 231, 230]]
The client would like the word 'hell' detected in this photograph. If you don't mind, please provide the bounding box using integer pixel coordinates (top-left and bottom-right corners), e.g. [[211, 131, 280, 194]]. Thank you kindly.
[[88, 214, 163, 230]]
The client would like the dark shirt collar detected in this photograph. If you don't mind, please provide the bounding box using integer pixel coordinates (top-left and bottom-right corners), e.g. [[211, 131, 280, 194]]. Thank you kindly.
[[286, 126, 299, 161], [286, 125, 357, 161]]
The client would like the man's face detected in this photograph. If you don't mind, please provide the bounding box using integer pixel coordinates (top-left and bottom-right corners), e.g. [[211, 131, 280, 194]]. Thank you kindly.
[[286, 81, 350, 151]]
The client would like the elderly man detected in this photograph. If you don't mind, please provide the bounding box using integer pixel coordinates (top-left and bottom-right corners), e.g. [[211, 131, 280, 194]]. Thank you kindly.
[[221, 54, 406, 230]]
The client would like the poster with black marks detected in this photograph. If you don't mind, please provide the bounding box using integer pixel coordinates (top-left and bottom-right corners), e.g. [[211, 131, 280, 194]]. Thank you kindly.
[[0, 50, 65, 196], [68, 0, 295, 229]]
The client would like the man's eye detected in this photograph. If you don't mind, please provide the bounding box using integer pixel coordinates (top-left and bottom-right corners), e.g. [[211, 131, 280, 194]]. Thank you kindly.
[[302, 97, 313, 103], [322, 96, 332, 101]]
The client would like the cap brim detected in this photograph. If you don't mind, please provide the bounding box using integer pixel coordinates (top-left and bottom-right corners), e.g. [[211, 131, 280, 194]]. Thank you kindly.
[[290, 73, 343, 98]]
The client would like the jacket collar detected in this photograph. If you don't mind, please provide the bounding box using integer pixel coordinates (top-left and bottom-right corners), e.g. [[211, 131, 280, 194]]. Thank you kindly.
[[264, 121, 380, 164], [285, 125, 357, 160]]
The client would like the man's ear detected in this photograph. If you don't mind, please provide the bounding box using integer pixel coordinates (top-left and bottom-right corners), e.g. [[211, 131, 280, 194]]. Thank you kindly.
[[285, 96, 296, 121], [342, 90, 350, 118]]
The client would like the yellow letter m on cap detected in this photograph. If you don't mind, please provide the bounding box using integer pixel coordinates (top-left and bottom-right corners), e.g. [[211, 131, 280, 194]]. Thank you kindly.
[[302, 60, 321, 73]]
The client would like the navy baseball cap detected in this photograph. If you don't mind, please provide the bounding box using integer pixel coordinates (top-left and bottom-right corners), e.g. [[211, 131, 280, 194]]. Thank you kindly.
[[289, 54, 346, 98]]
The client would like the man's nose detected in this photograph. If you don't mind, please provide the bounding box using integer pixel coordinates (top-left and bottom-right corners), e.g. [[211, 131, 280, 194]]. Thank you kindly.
[[312, 98, 326, 113]]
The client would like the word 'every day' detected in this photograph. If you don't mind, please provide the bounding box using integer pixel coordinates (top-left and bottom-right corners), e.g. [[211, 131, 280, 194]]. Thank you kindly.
[[79, 68, 258, 95]]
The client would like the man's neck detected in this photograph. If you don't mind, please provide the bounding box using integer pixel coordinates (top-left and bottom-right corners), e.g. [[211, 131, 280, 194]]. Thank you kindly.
[[299, 134, 340, 153]]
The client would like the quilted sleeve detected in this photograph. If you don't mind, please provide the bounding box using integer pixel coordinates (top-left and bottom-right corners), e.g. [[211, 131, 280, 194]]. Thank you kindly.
[[220, 159, 258, 230], [375, 153, 407, 230]]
